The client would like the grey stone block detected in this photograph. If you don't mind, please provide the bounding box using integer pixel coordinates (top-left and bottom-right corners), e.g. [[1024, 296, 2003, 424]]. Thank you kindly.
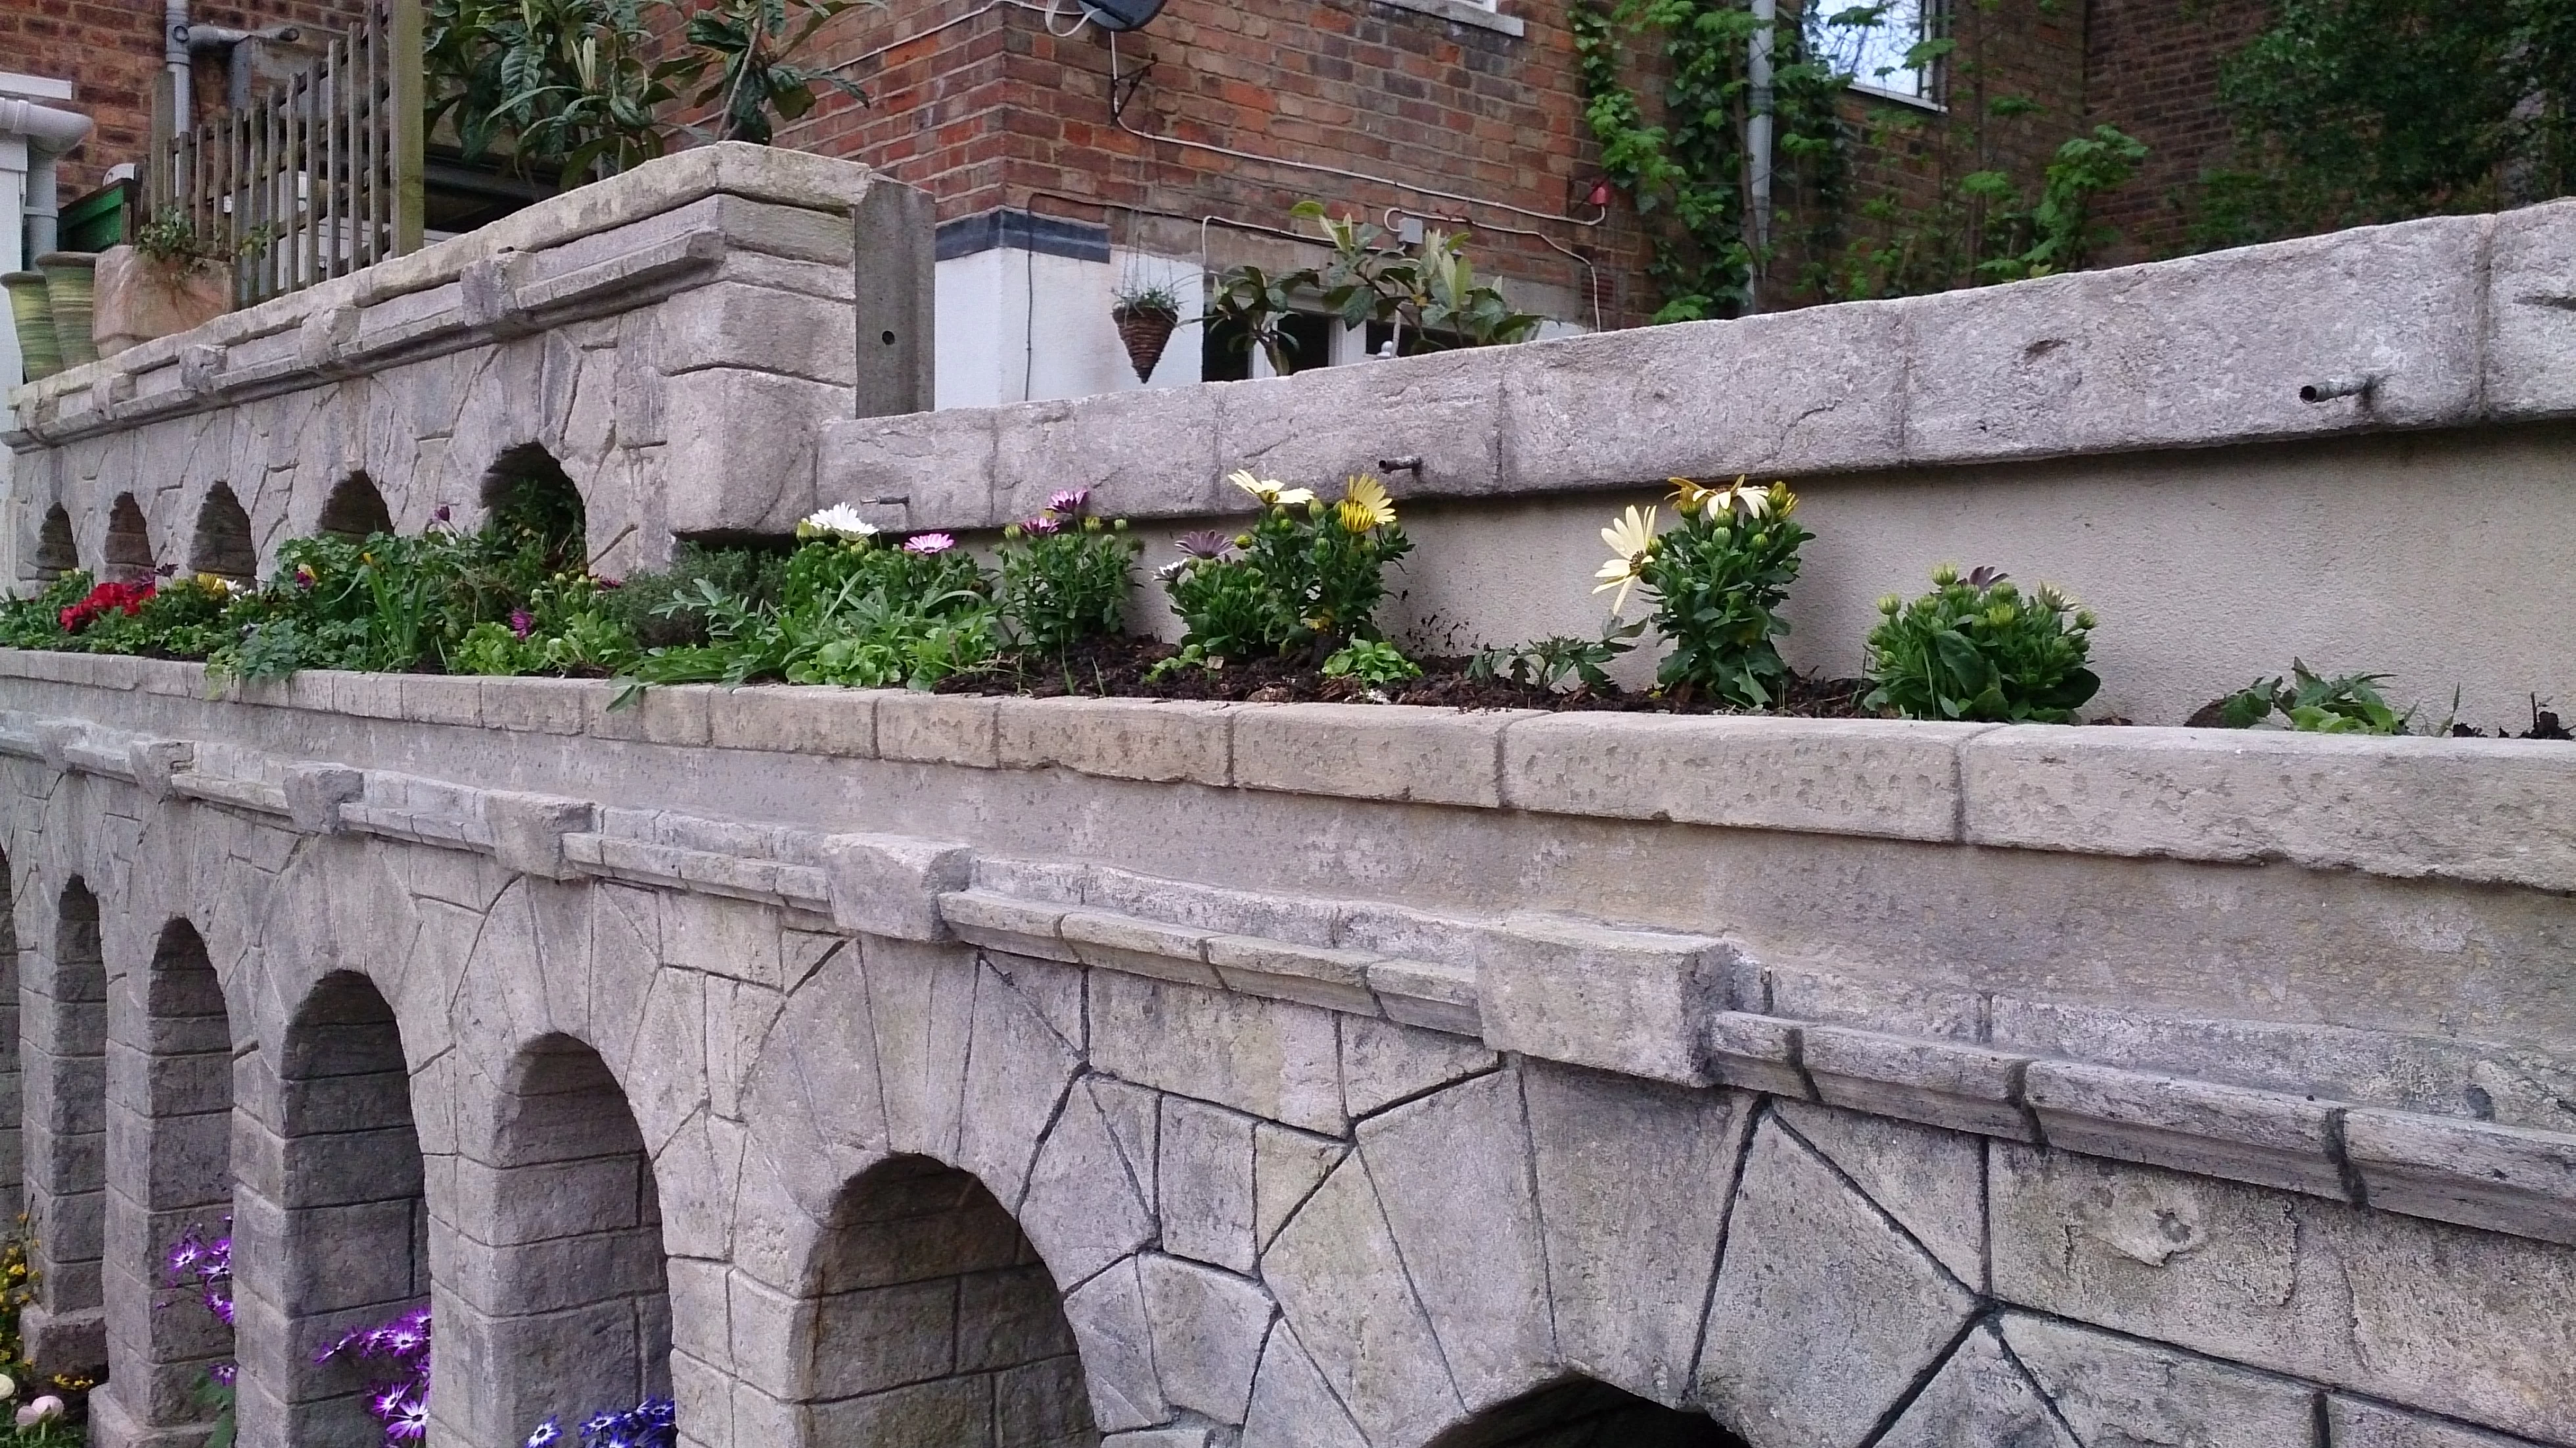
[[1232, 703, 1525, 808], [2328, 1398, 2546, 1448], [1059, 910, 1218, 989], [1210, 936, 1383, 1018], [126, 740, 193, 804], [1061, 1256, 1168, 1433], [1527, 1062, 1749, 1407], [705, 685, 877, 758], [1089, 972, 1345, 1135], [1697, 1118, 1977, 1448], [821, 832, 975, 941], [1776, 1100, 1985, 1288], [1502, 713, 1979, 841], [1138, 1253, 1274, 1423], [1158, 1095, 1258, 1274], [2340, 1108, 2576, 1246], [1358, 1070, 1552, 1413], [1019, 1087, 1155, 1288], [1903, 213, 2485, 464], [1479, 915, 1732, 1087], [660, 367, 842, 534], [1705, 1012, 1812, 1098], [2023, 1060, 2347, 1200], [1238, 1319, 1370, 1448], [1875, 1321, 2079, 1448], [2483, 196, 2576, 424], [1800, 1026, 2036, 1141], [1339, 1016, 1494, 1118], [281, 764, 363, 835], [817, 411, 998, 531], [2000, 1313, 2320, 1448], [875, 692, 999, 767], [941, 891, 1074, 962], [482, 792, 597, 881], [1251, 1123, 1343, 1254], [1365, 957, 1480, 1037], [993, 385, 1223, 526], [1962, 726, 2576, 895], [1504, 303, 1908, 489], [655, 281, 860, 386], [996, 697, 1232, 786], [1260, 1152, 1463, 1447], [1220, 349, 1502, 497]]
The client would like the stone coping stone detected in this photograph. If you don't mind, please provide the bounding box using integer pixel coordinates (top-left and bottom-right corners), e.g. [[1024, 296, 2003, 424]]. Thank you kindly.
[[7, 143, 891, 416], [821, 200, 2576, 529], [5, 650, 2575, 892]]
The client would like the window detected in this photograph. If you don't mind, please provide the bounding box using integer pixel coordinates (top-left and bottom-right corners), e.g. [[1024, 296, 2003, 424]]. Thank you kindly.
[[1808, 1, 1941, 106]]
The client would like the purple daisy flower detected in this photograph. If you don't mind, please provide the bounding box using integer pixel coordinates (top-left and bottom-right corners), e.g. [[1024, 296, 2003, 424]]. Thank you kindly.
[[1047, 487, 1091, 516], [903, 533, 956, 555], [386, 1394, 430, 1441], [1174, 530, 1234, 560], [1019, 513, 1063, 536], [509, 608, 536, 639]]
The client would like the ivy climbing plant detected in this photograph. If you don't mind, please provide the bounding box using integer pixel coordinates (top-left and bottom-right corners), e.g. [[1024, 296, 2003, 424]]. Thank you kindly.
[[1572, 0, 1850, 321]]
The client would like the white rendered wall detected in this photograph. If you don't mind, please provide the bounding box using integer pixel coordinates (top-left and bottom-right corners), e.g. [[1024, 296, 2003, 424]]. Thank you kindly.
[[934, 246, 1205, 408]]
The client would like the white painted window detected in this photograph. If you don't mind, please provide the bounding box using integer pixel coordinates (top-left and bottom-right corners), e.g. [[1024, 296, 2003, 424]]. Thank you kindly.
[[1808, 0, 1941, 105]]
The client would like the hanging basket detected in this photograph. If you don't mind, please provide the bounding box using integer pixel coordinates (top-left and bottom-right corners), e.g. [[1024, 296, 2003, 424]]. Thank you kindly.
[[1113, 304, 1180, 384]]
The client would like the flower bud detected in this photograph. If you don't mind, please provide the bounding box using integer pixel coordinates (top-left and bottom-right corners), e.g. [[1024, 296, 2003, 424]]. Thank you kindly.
[[1930, 563, 1959, 587], [1877, 594, 1902, 616]]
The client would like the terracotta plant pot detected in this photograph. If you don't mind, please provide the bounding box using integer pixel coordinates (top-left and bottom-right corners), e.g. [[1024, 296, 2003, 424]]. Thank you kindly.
[[3, 271, 63, 382], [1113, 304, 1180, 384], [35, 252, 99, 369], [92, 245, 233, 357]]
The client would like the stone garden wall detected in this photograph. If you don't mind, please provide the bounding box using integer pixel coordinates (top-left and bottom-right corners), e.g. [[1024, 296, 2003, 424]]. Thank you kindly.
[[0, 651, 2571, 1448]]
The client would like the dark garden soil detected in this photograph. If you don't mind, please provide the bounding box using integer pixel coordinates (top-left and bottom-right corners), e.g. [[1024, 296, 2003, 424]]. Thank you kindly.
[[935, 635, 1877, 716]]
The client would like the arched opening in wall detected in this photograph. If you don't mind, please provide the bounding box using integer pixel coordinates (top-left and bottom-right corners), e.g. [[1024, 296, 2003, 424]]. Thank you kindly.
[[267, 972, 427, 1439], [478, 444, 586, 571], [104, 493, 156, 581], [317, 471, 394, 542], [797, 1155, 1092, 1445], [185, 484, 258, 583], [33, 505, 80, 581], [480, 1035, 668, 1430], [0, 850, 18, 1223], [121, 920, 237, 1424], [1426, 1379, 1749, 1448], [26, 878, 110, 1379]]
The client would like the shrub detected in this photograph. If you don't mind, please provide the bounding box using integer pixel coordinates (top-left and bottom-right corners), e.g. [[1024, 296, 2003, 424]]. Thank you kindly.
[[2216, 660, 2412, 733], [1154, 531, 1287, 669], [1595, 478, 1812, 708], [1467, 618, 1645, 695], [997, 489, 1139, 654], [600, 542, 787, 649], [1863, 565, 2100, 723], [1322, 639, 1421, 687], [1153, 472, 1412, 675]]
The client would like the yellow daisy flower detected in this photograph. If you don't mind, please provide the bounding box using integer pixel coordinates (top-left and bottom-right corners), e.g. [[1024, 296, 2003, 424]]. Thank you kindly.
[[1335, 474, 1397, 532]]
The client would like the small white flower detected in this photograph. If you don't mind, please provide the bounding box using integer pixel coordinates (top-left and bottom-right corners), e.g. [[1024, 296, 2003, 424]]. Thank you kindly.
[[798, 504, 881, 541], [16, 1395, 62, 1427], [0, 1370, 16, 1401]]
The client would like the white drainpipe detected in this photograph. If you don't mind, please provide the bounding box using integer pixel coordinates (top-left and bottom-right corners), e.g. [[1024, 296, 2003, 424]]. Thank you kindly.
[[0, 97, 95, 258]]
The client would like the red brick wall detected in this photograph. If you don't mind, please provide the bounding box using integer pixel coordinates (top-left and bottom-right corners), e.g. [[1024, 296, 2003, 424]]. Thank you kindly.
[[2082, 0, 2272, 261], [0, 0, 369, 202], [769, 0, 1651, 324]]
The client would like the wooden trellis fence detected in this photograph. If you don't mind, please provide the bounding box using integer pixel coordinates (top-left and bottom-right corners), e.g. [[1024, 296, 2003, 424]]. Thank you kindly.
[[145, 0, 426, 308]]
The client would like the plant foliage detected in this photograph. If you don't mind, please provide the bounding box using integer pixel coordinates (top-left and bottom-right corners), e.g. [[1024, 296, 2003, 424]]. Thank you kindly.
[[998, 489, 1141, 654], [1153, 474, 1413, 675], [2216, 660, 2412, 734], [1862, 564, 2100, 723], [1204, 206, 1540, 374], [1596, 478, 1813, 708]]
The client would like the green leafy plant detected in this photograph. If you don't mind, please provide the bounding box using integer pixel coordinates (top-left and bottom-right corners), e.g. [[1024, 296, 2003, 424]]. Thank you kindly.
[[1321, 639, 1423, 689], [1467, 618, 1646, 694], [1234, 471, 1414, 653], [2197, 0, 2575, 247], [131, 214, 280, 273], [1862, 564, 2100, 723], [656, 0, 872, 147], [1205, 204, 1540, 373], [998, 489, 1139, 654], [1111, 278, 1183, 317], [2216, 660, 2412, 734], [1969, 125, 2150, 281], [1594, 478, 1813, 708], [1203, 265, 1308, 376]]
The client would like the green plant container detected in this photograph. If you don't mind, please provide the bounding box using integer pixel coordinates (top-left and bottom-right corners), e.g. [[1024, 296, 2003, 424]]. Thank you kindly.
[[3, 271, 63, 382], [35, 252, 100, 369]]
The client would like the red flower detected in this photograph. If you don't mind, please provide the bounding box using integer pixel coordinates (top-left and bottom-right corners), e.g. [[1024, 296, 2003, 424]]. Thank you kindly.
[[58, 578, 155, 634]]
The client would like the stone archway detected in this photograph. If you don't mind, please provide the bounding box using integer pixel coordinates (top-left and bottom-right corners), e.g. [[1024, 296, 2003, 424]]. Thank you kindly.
[[479, 443, 587, 569], [796, 1154, 1094, 1447], [467, 1033, 671, 1439], [103, 494, 156, 581], [99, 920, 237, 1441], [185, 484, 258, 583], [1427, 1380, 1747, 1448], [32, 504, 78, 581], [24, 877, 109, 1378], [233, 971, 428, 1447], [317, 472, 394, 541]]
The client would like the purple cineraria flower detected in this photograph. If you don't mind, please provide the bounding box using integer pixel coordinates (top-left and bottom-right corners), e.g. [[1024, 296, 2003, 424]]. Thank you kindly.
[[1019, 513, 1063, 536], [1047, 487, 1091, 516], [509, 608, 536, 639], [372, 1383, 414, 1420], [210, 1363, 238, 1386], [386, 1394, 430, 1441], [525, 1419, 563, 1448], [903, 533, 956, 556], [206, 1289, 236, 1326]]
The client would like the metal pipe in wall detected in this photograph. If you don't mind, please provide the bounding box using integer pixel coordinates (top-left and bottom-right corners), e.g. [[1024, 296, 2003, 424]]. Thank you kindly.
[[0, 97, 96, 257]]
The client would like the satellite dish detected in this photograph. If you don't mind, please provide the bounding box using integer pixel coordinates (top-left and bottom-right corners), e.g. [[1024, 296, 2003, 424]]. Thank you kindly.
[[1080, 0, 1166, 31]]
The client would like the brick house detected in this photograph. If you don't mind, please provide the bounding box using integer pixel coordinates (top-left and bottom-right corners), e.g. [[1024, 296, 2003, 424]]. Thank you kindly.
[[4, 0, 2270, 403]]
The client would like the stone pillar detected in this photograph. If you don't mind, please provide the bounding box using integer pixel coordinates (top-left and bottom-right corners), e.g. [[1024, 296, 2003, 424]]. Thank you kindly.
[[229, 974, 426, 1448], [93, 922, 237, 1448], [20, 878, 108, 1377]]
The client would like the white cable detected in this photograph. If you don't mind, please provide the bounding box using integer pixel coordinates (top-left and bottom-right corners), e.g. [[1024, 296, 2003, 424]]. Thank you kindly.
[[1043, 0, 1092, 37]]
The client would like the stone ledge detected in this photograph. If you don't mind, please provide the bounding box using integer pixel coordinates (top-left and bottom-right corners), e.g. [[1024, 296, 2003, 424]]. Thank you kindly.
[[819, 199, 2576, 528], [9, 658, 2576, 892]]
